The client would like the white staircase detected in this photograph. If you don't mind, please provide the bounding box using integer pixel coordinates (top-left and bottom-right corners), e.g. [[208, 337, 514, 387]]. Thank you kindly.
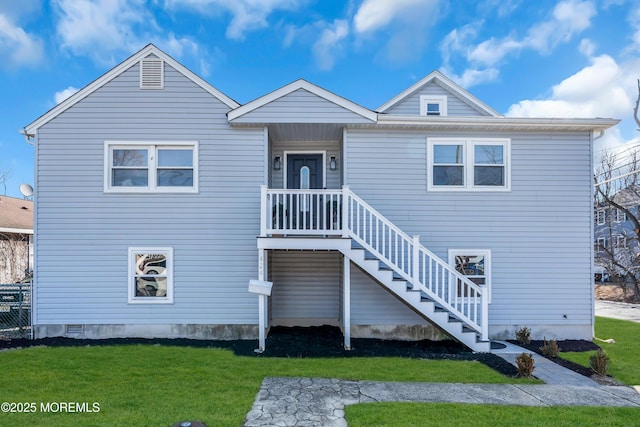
[[260, 186, 490, 352]]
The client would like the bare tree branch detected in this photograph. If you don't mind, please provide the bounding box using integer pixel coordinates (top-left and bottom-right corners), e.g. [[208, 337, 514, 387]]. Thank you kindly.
[[635, 79, 640, 131]]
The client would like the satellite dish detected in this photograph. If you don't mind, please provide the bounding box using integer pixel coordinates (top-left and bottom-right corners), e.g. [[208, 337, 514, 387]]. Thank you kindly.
[[19, 183, 34, 198]]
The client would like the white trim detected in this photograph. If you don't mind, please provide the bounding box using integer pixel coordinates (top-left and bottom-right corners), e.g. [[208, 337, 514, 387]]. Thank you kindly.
[[427, 137, 511, 192], [0, 227, 33, 234], [128, 247, 174, 304], [342, 128, 348, 186], [377, 70, 500, 116], [420, 95, 448, 116], [25, 44, 239, 134], [283, 151, 327, 189], [448, 249, 492, 304], [104, 141, 199, 193], [228, 79, 377, 122], [595, 209, 606, 225], [375, 115, 619, 131], [595, 237, 607, 251]]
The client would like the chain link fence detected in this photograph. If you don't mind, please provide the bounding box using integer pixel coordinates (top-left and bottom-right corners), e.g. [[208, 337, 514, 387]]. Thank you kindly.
[[0, 282, 31, 339]]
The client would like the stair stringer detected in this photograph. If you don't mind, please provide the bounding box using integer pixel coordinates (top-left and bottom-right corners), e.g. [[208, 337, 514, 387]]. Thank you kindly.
[[341, 245, 491, 352]]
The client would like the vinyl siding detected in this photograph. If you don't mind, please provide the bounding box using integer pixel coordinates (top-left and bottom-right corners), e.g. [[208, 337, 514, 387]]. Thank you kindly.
[[271, 140, 341, 189], [233, 89, 373, 124], [35, 61, 265, 325], [345, 128, 593, 328], [384, 81, 489, 117], [350, 263, 431, 325], [269, 251, 341, 321]]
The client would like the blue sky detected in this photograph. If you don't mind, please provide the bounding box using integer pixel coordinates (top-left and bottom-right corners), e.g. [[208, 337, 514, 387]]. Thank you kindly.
[[1, 0, 639, 199]]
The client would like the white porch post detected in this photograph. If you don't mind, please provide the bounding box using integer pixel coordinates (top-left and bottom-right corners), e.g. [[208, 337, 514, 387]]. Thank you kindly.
[[343, 255, 351, 350], [341, 185, 350, 238], [260, 185, 268, 237], [412, 235, 420, 287], [258, 249, 267, 351]]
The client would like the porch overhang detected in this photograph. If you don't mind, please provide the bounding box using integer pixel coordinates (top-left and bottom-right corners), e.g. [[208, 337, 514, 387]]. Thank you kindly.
[[257, 236, 352, 252]]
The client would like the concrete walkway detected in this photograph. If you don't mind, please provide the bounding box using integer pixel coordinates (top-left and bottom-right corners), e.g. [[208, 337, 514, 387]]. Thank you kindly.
[[243, 377, 640, 427], [491, 341, 601, 387], [242, 304, 640, 426]]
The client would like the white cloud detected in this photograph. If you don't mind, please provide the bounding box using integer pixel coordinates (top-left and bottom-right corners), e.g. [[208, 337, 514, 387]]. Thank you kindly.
[[354, 0, 428, 33], [524, 0, 596, 53], [54, 86, 80, 104], [53, 0, 153, 64], [0, 14, 44, 70], [312, 19, 349, 71], [506, 54, 633, 119], [352, 0, 441, 63], [164, 0, 303, 40], [441, 0, 597, 87]]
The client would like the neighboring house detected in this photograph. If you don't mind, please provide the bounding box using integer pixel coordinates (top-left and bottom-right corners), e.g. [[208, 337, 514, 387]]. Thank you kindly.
[[22, 44, 618, 352], [0, 196, 33, 283], [594, 186, 640, 280]]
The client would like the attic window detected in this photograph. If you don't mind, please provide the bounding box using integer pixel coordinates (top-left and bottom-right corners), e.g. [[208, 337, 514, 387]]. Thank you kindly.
[[420, 95, 447, 116], [140, 57, 164, 89]]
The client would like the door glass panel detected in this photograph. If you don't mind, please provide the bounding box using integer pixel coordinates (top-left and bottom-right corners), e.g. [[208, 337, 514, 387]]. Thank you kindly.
[[300, 166, 310, 189]]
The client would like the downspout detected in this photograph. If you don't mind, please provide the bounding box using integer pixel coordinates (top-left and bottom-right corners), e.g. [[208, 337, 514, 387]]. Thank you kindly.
[[590, 128, 605, 340]]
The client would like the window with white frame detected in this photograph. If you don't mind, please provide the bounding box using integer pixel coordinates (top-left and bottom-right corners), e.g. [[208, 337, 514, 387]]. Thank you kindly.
[[448, 249, 491, 303], [614, 209, 627, 223], [128, 247, 173, 303], [613, 235, 627, 249], [105, 142, 198, 192], [595, 209, 606, 225], [428, 138, 510, 191], [420, 95, 447, 116], [595, 237, 607, 252]]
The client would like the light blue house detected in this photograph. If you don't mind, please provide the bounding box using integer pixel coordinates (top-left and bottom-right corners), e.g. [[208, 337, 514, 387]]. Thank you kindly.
[[22, 44, 618, 352]]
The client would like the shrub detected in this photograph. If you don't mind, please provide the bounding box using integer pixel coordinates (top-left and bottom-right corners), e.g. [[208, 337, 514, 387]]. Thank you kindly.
[[515, 352, 535, 378], [539, 338, 560, 358], [590, 349, 610, 376], [515, 326, 531, 345]]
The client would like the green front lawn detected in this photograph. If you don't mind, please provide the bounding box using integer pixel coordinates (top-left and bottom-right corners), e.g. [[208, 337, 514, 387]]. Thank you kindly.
[[346, 403, 640, 427], [0, 344, 529, 427], [561, 316, 640, 385], [346, 317, 640, 426]]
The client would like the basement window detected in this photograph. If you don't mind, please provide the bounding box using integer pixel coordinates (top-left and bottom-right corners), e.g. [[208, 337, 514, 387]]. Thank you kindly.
[[128, 247, 173, 304]]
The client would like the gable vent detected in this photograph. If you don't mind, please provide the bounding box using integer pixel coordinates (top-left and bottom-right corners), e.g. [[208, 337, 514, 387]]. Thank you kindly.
[[140, 57, 164, 89]]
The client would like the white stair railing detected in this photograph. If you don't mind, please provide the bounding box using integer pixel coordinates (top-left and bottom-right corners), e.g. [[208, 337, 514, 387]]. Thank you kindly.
[[260, 185, 489, 341]]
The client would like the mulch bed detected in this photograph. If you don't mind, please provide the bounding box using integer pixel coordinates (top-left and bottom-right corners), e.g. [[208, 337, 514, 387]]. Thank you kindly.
[[1, 325, 519, 377], [508, 339, 622, 384], [3, 327, 615, 381]]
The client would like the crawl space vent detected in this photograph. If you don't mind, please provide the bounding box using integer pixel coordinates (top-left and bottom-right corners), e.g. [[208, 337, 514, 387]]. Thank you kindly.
[[65, 324, 84, 335], [140, 57, 164, 89]]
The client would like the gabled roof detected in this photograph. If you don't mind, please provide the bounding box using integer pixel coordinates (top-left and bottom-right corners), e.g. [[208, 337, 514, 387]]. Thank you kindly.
[[24, 44, 239, 135], [376, 70, 501, 117], [0, 196, 33, 234], [228, 79, 377, 123]]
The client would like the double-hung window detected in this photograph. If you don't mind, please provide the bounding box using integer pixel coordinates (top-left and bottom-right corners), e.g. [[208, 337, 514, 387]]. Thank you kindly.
[[614, 209, 627, 223], [105, 142, 198, 192], [428, 138, 510, 191], [128, 247, 173, 304]]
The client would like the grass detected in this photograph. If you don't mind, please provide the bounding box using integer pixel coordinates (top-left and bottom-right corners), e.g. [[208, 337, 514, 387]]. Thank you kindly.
[[345, 403, 640, 426], [0, 343, 529, 427], [346, 317, 640, 426], [561, 316, 640, 385]]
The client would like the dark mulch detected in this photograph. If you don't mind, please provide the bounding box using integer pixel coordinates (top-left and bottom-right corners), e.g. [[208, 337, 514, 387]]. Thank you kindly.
[[508, 339, 615, 382], [1, 325, 519, 377]]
